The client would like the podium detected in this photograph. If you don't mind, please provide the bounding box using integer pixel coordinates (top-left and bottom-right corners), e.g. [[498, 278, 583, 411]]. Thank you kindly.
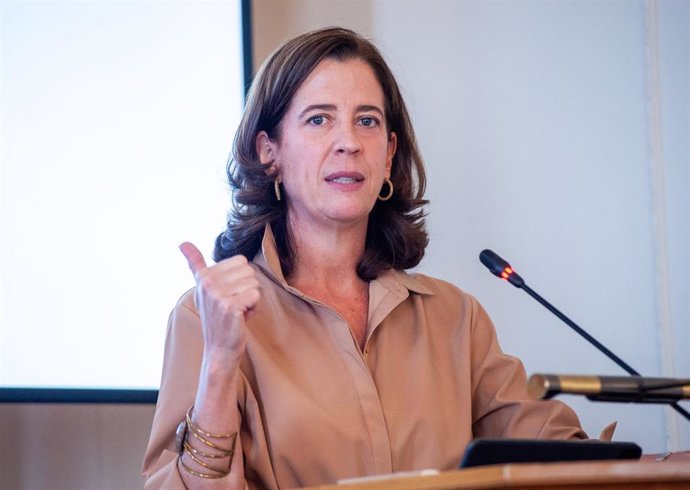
[[304, 460, 690, 489]]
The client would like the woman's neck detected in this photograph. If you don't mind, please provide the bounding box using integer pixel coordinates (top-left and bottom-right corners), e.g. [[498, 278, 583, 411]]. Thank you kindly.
[[285, 216, 371, 350], [286, 217, 367, 292]]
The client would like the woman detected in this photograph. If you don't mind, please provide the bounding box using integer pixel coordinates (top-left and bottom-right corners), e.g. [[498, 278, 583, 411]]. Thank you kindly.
[[143, 27, 586, 489]]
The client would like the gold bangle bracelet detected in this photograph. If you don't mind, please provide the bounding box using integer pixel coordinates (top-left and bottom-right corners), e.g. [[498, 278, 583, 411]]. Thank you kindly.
[[178, 405, 237, 478], [183, 443, 231, 475], [183, 439, 234, 459], [186, 406, 236, 439], [178, 457, 228, 480], [188, 427, 236, 456]]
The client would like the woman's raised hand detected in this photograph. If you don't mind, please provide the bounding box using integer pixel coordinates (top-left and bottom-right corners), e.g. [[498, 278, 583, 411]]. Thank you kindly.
[[179, 242, 261, 358], [177, 242, 253, 488]]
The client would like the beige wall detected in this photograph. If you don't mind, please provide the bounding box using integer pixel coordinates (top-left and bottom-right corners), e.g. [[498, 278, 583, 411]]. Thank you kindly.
[[0, 404, 155, 489], [252, 0, 373, 67]]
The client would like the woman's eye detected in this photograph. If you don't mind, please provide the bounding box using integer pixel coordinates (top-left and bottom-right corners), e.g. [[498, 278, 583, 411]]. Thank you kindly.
[[309, 115, 326, 126], [359, 117, 378, 127]]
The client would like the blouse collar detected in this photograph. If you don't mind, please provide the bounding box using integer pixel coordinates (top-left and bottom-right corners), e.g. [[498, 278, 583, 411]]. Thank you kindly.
[[254, 223, 434, 297]]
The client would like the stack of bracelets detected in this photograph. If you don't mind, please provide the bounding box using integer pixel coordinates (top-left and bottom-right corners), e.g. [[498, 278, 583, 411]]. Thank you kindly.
[[178, 406, 237, 479]]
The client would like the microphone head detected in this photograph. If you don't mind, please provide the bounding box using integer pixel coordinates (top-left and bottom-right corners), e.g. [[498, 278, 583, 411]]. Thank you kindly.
[[479, 249, 525, 288], [479, 249, 509, 276]]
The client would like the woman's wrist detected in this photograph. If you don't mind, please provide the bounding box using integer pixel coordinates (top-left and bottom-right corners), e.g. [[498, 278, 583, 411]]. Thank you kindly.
[[201, 346, 242, 373], [195, 352, 241, 410]]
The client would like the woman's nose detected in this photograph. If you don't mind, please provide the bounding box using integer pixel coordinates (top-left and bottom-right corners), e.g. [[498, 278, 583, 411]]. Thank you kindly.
[[334, 123, 362, 155]]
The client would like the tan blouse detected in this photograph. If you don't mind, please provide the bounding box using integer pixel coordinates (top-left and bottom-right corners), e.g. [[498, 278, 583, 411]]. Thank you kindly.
[[142, 226, 586, 489]]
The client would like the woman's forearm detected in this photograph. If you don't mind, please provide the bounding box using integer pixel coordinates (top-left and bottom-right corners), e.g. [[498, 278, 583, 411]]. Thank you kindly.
[[179, 352, 244, 489]]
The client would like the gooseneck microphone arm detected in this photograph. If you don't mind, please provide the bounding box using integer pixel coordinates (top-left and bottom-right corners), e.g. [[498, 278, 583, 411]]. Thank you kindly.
[[520, 284, 639, 376], [479, 249, 690, 422]]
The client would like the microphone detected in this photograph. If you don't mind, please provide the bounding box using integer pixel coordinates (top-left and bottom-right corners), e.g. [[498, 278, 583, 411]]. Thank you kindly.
[[479, 250, 524, 287], [528, 373, 690, 404], [479, 249, 690, 422]]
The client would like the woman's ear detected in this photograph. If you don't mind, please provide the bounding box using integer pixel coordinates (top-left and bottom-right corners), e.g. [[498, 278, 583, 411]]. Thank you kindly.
[[385, 131, 397, 178], [256, 131, 277, 168]]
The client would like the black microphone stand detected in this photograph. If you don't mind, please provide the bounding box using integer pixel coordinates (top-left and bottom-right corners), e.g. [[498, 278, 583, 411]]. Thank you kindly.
[[480, 249, 690, 422]]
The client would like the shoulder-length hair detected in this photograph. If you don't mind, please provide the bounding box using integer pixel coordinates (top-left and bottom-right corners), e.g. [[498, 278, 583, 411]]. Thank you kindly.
[[214, 27, 428, 281]]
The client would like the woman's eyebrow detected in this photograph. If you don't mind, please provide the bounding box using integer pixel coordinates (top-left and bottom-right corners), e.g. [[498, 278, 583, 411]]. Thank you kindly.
[[356, 105, 384, 116], [299, 104, 337, 118], [298, 104, 384, 118]]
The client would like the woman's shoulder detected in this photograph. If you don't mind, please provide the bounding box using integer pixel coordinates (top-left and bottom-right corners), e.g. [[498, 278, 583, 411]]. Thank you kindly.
[[399, 270, 477, 304], [392, 271, 497, 343], [173, 287, 197, 313], [166, 287, 200, 334]]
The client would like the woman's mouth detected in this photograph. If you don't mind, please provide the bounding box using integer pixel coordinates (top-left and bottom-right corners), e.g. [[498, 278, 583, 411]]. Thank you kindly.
[[325, 172, 365, 184]]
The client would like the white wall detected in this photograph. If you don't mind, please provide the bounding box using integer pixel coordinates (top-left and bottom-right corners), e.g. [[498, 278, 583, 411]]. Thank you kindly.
[[0, 1, 687, 488], [656, 0, 690, 449]]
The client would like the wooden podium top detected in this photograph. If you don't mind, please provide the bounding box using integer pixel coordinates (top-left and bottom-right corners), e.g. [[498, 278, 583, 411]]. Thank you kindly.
[[304, 460, 690, 489]]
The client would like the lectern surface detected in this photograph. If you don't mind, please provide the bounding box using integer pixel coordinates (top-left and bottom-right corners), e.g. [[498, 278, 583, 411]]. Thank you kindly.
[[303, 460, 690, 490]]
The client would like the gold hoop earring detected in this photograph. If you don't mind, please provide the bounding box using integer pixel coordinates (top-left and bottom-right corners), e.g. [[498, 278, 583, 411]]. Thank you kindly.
[[378, 177, 393, 201], [274, 177, 282, 202]]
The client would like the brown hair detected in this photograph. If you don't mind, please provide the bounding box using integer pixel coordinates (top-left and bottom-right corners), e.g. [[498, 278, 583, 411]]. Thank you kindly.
[[214, 27, 428, 280]]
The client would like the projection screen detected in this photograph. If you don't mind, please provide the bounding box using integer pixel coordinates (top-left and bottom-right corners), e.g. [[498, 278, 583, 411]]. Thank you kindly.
[[1, 0, 251, 402]]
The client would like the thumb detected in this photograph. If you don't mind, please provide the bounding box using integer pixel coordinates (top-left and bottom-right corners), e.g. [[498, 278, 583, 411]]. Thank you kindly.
[[179, 242, 207, 277]]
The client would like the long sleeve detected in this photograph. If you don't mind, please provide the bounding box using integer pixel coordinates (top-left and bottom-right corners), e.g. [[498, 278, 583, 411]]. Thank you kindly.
[[142, 290, 278, 489], [467, 296, 587, 440], [142, 291, 205, 488]]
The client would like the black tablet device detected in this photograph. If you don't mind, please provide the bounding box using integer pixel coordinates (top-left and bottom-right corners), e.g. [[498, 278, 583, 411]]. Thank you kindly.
[[459, 439, 642, 468]]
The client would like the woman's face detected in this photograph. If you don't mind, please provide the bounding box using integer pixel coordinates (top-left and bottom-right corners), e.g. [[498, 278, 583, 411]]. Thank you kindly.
[[258, 58, 397, 232]]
